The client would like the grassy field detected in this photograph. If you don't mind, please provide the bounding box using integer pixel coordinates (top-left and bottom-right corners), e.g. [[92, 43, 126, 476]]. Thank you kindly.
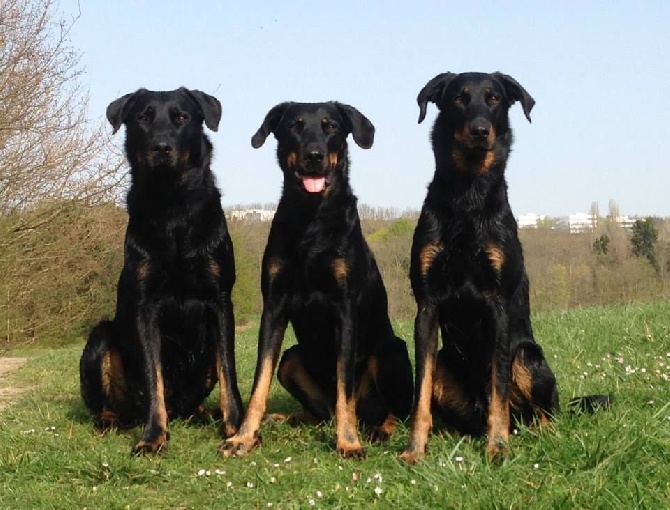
[[0, 302, 668, 509]]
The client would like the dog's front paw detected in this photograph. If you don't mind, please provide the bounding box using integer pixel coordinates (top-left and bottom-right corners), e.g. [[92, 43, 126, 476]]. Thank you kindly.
[[336, 438, 366, 460], [218, 433, 262, 457], [398, 446, 426, 464], [132, 431, 169, 456], [486, 438, 509, 463]]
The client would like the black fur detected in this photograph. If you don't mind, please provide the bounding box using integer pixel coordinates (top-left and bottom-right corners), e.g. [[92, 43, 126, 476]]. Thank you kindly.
[[79, 88, 242, 454], [220, 102, 413, 459]]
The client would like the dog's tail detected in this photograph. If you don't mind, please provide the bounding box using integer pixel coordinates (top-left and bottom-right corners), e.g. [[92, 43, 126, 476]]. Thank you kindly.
[[567, 394, 612, 415]]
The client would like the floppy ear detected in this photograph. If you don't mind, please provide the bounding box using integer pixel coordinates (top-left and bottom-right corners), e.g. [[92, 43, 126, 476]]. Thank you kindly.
[[334, 102, 375, 149], [416, 72, 457, 124], [182, 88, 222, 131], [492, 72, 535, 123], [106, 89, 146, 134], [251, 102, 291, 148]]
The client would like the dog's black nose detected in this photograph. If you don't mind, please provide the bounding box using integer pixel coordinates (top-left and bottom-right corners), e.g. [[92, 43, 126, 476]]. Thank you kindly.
[[471, 125, 490, 138], [152, 142, 173, 153], [305, 150, 324, 163]]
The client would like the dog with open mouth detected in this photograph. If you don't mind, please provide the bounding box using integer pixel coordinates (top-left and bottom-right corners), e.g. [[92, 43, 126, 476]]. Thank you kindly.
[[220, 102, 414, 459]]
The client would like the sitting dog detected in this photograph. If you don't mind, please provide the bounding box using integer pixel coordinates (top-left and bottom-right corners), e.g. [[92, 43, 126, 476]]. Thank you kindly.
[[220, 101, 413, 459], [79, 87, 243, 454], [400, 72, 559, 463]]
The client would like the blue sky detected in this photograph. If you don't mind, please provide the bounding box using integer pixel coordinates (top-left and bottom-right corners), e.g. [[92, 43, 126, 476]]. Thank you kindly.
[[60, 0, 670, 217]]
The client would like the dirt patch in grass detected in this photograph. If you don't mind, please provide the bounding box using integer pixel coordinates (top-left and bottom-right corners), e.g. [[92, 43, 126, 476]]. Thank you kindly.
[[0, 357, 28, 411]]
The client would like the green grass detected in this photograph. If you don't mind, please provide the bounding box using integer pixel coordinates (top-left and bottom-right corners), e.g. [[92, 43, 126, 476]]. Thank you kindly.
[[1, 302, 669, 508]]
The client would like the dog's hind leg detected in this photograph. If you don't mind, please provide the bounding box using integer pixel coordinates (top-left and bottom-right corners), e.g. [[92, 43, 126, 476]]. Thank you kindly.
[[510, 342, 559, 427], [358, 336, 413, 442], [80, 321, 135, 429], [276, 345, 333, 422]]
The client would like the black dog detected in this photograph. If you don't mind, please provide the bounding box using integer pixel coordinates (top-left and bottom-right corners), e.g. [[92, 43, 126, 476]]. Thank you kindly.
[[79, 88, 243, 454], [220, 102, 413, 459], [399, 72, 560, 463]]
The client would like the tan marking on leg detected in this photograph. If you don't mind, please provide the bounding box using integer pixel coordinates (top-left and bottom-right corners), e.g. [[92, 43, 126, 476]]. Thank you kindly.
[[277, 352, 332, 418], [419, 242, 443, 277], [400, 352, 434, 464], [216, 357, 236, 437], [511, 355, 532, 401], [287, 152, 297, 168], [484, 244, 505, 274], [335, 360, 364, 459], [155, 367, 168, 432], [433, 362, 470, 417], [244, 358, 274, 430], [100, 407, 120, 427], [331, 258, 347, 287], [101, 351, 112, 395], [101, 349, 126, 402], [219, 357, 275, 457], [487, 363, 510, 459], [510, 354, 553, 428]]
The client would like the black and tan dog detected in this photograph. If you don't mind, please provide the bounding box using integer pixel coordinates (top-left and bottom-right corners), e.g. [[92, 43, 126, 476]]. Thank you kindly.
[[220, 102, 413, 459], [79, 88, 243, 454], [399, 72, 560, 463]]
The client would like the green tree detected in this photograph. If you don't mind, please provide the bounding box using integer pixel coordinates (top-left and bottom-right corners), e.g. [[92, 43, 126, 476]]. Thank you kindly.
[[593, 234, 610, 255], [630, 218, 659, 272]]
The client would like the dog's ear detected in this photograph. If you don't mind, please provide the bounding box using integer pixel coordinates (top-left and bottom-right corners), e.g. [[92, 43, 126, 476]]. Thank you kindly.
[[182, 88, 222, 131], [106, 89, 146, 134], [334, 102, 375, 149], [251, 102, 291, 148], [416, 72, 457, 124], [493, 72, 535, 123]]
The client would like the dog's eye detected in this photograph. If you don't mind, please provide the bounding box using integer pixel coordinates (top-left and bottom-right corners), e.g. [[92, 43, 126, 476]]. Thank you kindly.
[[488, 94, 501, 106], [137, 113, 148, 122], [454, 94, 464, 104], [289, 118, 304, 131], [324, 121, 338, 132], [175, 112, 190, 123]]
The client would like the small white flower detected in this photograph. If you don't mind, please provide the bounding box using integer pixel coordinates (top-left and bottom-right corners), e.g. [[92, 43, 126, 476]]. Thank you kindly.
[[270, 476, 276, 483], [247, 482, 254, 488], [284, 457, 292, 463], [267, 504, 273, 507], [226, 481, 233, 488], [308, 498, 315, 506], [533, 463, 539, 469], [197, 469, 206, 476], [411, 479, 416, 485], [215, 469, 225, 475], [250, 461, 257, 466], [316, 491, 323, 498], [454, 456, 464, 463], [374, 486, 383, 496]]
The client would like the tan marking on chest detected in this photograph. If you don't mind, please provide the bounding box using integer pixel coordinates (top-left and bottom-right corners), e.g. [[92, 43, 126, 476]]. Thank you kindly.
[[331, 258, 348, 286], [266, 257, 283, 282], [419, 242, 443, 276], [484, 244, 505, 273]]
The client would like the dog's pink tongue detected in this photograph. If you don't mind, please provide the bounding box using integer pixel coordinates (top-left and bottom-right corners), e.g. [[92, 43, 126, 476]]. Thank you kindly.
[[302, 176, 326, 193]]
